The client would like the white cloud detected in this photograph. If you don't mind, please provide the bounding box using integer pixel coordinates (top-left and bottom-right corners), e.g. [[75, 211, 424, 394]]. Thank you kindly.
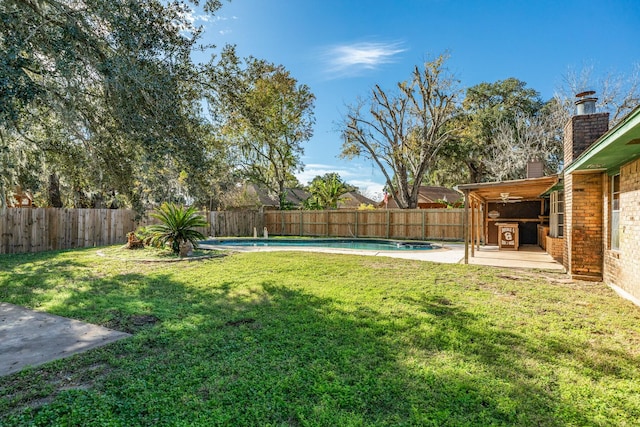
[[211, 15, 237, 36], [347, 179, 385, 202], [295, 163, 340, 185], [321, 41, 406, 78], [182, 11, 237, 26], [182, 11, 211, 25]]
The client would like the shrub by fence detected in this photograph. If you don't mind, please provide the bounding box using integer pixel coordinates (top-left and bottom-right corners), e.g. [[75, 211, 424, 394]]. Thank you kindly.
[[0, 207, 466, 255]]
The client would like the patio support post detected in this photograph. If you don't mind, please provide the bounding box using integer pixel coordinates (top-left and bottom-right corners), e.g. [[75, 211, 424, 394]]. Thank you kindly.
[[463, 190, 469, 264], [476, 199, 481, 250], [471, 198, 478, 257], [484, 201, 489, 246], [470, 198, 475, 257]]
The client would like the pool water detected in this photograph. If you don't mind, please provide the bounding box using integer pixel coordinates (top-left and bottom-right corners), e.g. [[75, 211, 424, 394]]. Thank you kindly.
[[201, 238, 436, 251]]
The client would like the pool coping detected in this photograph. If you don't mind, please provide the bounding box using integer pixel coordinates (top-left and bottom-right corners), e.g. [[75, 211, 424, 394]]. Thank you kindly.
[[198, 241, 565, 271], [198, 241, 465, 264]]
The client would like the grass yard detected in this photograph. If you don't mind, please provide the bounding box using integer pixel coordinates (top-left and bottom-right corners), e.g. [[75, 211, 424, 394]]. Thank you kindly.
[[1, 247, 639, 426]]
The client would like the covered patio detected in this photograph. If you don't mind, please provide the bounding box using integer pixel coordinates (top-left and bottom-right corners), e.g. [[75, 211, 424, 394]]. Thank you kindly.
[[456, 175, 561, 268], [465, 244, 565, 271]]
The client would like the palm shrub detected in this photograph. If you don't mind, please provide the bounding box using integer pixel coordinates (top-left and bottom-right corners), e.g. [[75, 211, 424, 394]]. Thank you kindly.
[[146, 203, 208, 255], [305, 173, 350, 209]]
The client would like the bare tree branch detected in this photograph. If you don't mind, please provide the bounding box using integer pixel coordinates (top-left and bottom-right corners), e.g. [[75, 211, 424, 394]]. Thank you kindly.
[[340, 54, 461, 208]]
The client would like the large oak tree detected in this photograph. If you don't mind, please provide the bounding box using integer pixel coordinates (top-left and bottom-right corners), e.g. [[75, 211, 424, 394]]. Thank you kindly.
[[340, 54, 461, 209], [1, 0, 224, 211], [207, 46, 315, 210]]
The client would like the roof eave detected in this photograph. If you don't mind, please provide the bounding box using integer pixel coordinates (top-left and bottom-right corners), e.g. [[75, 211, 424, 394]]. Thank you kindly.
[[565, 104, 640, 174]]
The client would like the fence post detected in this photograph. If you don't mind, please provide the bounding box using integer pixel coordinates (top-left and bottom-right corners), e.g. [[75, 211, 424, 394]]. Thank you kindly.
[[280, 210, 284, 235], [326, 210, 330, 237], [355, 211, 358, 238], [386, 210, 390, 239]]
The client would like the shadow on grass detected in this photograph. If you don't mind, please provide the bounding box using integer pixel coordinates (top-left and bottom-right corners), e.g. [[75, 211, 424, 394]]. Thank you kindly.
[[0, 251, 88, 307], [0, 251, 638, 426]]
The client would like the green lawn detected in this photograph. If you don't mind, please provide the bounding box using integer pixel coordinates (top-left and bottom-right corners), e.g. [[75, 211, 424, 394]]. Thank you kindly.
[[1, 247, 639, 426]]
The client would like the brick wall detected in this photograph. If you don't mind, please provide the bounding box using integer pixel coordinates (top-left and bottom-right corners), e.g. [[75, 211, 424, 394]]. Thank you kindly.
[[545, 236, 564, 264], [563, 111, 609, 281], [563, 174, 573, 272], [566, 173, 604, 280], [604, 158, 640, 299]]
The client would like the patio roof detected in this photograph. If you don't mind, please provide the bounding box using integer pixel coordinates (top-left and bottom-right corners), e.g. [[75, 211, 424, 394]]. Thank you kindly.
[[456, 175, 559, 203]]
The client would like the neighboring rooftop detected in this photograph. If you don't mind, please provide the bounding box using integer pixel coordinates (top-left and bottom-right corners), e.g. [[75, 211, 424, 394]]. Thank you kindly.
[[385, 186, 462, 208], [337, 191, 378, 209]]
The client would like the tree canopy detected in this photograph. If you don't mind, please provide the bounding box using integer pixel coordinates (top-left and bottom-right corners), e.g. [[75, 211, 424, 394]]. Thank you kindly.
[[303, 173, 353, 210], [430, 70, 640, 187], [442, 78, 544, 184], [4, 3, 638, 213], [206, 46, 315, 210], [1, 0, 225, 211]]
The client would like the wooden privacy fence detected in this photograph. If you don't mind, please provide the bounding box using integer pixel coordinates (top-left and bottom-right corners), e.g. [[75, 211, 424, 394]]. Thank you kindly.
[[0, 208, 138, 254], [263, 209, 467, 241], [0, 208, 263, 255], [0, 208, 468, 254], [204, 210, 263, 238]]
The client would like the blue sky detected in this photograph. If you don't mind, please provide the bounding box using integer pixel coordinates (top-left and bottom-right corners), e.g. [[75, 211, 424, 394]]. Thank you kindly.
[[194, 0, 640, 200]]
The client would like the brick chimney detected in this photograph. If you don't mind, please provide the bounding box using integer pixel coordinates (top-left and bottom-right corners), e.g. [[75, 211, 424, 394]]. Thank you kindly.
[[563, 91, 609, 281], [563, 91, 609, 166], [526, 159, 544, 178]]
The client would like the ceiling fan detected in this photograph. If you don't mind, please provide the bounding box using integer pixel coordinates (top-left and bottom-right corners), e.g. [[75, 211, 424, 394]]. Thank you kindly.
[[499, 192, 523, 203]]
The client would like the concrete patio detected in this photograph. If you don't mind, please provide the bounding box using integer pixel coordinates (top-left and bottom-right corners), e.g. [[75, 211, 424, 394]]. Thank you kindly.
[[0, 302, 130, 377], [203, 242, 566, 272], [465, 244, 565, 271]]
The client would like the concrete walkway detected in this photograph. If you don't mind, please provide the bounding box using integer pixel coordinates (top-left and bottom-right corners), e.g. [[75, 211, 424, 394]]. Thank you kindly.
[[202, 242, 565, 271], [0, 302, 129, 377], [199, 242, 467, 264]]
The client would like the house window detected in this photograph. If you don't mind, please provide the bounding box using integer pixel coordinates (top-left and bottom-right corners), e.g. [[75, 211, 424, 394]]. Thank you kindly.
[[611, 174, 620, 250], [550, 191, 564, 238]]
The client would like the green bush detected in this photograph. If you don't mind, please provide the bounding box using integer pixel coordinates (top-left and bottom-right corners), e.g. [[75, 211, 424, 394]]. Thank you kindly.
[[146, 203, 208, 255]]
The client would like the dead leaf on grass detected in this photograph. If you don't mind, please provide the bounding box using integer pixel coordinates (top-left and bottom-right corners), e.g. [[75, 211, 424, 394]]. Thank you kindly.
[[224, 318, 256, 327]]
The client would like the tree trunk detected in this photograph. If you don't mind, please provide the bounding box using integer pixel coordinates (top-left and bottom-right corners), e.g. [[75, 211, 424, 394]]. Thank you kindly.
[[278, 181, 287, 210], [179, 240, 193, 258], [467, 162, 484, 184], [74, 188, 91, 208], [48, 173, 63, 207]]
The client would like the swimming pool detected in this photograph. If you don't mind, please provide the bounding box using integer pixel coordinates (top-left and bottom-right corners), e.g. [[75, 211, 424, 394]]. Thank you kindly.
[[200, 238, 437, 251]]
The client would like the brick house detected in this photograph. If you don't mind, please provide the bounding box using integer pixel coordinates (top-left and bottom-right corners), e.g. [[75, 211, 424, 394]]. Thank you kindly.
[[458, 95, 640, 304], [561, 98, 640, 302]]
